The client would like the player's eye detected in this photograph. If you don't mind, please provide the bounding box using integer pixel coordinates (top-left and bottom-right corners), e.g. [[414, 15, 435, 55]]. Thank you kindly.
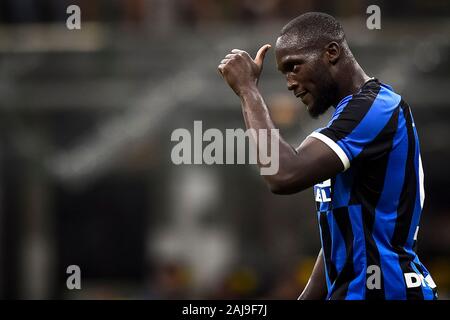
[[287, 62, 296, 72], [292, 64, 301, 73], [284, 62, 301, 74]]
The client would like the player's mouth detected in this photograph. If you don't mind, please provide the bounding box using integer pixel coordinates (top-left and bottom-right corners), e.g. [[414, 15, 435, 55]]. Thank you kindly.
[[295, 90, 309, 104], [295, 90, 307, 99]]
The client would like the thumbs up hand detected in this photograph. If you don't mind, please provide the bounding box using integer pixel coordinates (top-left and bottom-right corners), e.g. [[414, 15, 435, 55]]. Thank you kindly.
[[218, 44, 271, 96]]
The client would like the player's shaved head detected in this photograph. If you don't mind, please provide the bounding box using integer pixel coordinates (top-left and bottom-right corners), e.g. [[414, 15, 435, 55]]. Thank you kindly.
[[274, 13, 358, 118], [278, 12, 346, 52]]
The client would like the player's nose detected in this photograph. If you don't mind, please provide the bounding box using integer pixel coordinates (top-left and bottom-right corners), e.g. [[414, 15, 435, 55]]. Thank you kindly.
[[286, 73, 298, 91], [287, 80, 298, 91]]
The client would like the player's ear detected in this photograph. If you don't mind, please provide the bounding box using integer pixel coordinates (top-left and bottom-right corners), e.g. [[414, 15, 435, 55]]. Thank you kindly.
[[324, 42, 340, 65]]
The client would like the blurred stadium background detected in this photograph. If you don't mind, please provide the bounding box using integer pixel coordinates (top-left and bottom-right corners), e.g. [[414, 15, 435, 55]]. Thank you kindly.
[[0, 0, 449, 299]]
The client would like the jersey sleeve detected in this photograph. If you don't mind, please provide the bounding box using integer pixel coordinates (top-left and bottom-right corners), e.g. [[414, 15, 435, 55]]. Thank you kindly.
[[309, 82, 401, 171]]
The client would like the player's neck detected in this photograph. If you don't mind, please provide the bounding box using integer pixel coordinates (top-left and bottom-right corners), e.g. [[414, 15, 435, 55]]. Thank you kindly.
[[336, 60, 370, 102]]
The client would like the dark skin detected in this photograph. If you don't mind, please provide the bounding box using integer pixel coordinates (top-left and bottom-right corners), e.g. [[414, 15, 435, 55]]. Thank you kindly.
[[218, 34, 370, 299], [298, 249, 327, 300]]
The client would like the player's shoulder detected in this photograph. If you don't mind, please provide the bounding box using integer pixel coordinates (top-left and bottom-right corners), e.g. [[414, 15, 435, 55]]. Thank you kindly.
[[344, 78, 402, 114]]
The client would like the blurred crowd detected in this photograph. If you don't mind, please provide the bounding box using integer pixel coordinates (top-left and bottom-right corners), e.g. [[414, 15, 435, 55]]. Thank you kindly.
[[2, 0, 449, 26]]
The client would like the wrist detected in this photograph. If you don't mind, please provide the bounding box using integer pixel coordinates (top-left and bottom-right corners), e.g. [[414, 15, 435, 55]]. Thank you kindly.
[[237, 84, 259, 99]]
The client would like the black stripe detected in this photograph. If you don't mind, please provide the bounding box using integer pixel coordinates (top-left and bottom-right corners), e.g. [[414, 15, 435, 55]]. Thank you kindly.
[[329, 207, 355, 299], [391, 100, 424, 300], [349, 107, 400, 299], [360, 207, 384, 299], [319, 212, 338, 285], [320, 80, 381, 143], [412, 238, 418, 253]]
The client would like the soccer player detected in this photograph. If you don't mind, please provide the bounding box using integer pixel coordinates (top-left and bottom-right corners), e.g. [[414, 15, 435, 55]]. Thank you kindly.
[[218, 12, 437, 300]]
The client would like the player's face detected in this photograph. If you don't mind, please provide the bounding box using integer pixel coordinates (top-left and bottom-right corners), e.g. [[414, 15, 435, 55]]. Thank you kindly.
[[275, 41, 338, 118]]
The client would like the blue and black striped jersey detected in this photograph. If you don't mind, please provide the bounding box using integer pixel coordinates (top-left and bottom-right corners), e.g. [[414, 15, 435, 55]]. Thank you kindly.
[[309, 78, 437, 300]]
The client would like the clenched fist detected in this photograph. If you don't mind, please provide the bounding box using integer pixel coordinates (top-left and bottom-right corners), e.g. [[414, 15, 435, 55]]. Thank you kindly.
[[218, 44, 271, 96]]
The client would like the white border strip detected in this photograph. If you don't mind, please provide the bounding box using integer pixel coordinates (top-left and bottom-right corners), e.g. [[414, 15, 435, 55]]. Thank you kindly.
[[309, 132, 350, 171], [413, 226, 419, 241], [418, 156, 425, 209]]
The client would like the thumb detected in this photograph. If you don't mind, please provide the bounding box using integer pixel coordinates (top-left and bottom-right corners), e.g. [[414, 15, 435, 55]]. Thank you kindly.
[[254, 44, 271, 68]]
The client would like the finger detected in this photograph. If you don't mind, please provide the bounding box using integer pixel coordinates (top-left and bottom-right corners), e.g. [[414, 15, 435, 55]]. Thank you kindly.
[[220, 58, 229, 64], [254, 44, 271, 67], [217, 64, 225, 75], [225, 53, 236, 59], [231, 49, 244, 53]]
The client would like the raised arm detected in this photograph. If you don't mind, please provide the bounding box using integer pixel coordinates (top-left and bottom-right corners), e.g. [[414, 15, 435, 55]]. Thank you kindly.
[[218, 45, 343, 194]]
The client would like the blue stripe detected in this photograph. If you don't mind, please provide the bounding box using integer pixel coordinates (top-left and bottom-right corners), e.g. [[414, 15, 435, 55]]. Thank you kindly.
[[403, 248, 436, 299], [405, 123, 422, 250], [329, 213, 346, 276], [400, 109, 435, 299], [372, 105, 407, 299], [313, 97, 352, 135], [346, 205, 367, 299], [327, 95, 353, 125], [332, 170, 353, 209], [336, 85, 401, 161], [412, 255, 430, 278], [409, 262, 434, 300], [318, 212, 332, 292], [413, 256, 437, 299]]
